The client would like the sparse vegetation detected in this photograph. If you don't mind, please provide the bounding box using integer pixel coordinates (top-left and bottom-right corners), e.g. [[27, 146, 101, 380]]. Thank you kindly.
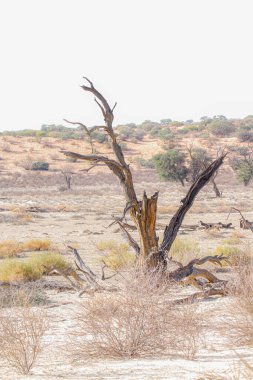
[[0, 252, 70, 282], [0, 296, 48, 375], [70, 269, 203, 360], [0, 238, 52, 258], [96, 240, 136, 270]]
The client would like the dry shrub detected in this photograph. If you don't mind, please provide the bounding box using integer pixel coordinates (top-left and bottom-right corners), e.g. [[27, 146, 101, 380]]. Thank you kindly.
[[0, 294, 48, 375], [225, 263, 253, 348], [1, 143, 11, 152], [96, 240, 136, 269], [70, 268, 203, 361], [0, 285, 48, 308], [19, 155, 34, 170]]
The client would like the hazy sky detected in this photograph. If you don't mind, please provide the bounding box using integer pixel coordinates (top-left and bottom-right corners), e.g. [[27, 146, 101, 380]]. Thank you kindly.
[[0, 0, 253, 131]]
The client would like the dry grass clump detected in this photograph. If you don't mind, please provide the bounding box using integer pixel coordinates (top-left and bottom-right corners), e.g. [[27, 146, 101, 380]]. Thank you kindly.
[[96, 240, 136, 269], [0, 240, 21, 258], [222, 231, 245, 245], [70, 268, 203, 361], [0, 238, 52, 258], [0, 252, 70, 282], [170, 237, 200, 264], [0, 292, 48, 375], [214, 244, 249, 266], [22, 238, 51, 251]]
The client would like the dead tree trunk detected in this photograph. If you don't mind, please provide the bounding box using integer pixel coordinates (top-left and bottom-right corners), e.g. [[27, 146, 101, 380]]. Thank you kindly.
[[211, 172, 222, 197], [61, 78, 226, 274]]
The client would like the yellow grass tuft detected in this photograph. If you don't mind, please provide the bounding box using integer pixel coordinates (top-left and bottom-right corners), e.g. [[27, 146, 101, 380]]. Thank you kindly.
[[96, 240, 136, 270], [170, 237, 200, 264], [22, 238, 51, 251], [0, 252, 70, 283], [0, 238, 52, 258], [0, 240, 22, 258], [214, 244, 249, 266]]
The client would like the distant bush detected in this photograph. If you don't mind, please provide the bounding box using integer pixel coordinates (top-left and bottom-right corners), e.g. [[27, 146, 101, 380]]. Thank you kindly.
[[153, 150, 188, 186], [157, 128, 173, 141], [90, 131, 107, 143], [231, 157, 253, 186], [135, 157, 155, 169], [209, 120, 235, 136], [238, 130, 253, 142], [132, 129, 145, 141], [31, 161, 49, 171], [149, 126, 162, 137]]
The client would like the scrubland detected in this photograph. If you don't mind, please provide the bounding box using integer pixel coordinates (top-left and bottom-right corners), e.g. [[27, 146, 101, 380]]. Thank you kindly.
[[0, 132, 252, 379]]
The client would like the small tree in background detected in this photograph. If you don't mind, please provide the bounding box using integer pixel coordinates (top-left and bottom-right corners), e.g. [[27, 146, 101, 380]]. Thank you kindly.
[[187, 147, 211, 183], [230, 147, 253, 186], [60, 165, 75, 189], [153, 150, 188, 186], [187, 146, 222, 197]]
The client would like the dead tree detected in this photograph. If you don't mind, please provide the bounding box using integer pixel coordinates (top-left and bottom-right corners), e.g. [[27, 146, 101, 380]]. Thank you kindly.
[[60, 166, 75, 189], [61, 77, 227, 287], [228, 207, 253, 231], [187, 145, 222, 197]]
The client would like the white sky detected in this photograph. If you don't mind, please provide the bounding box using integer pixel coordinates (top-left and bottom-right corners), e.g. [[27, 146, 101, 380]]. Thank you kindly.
[[0, 0, 253, 131]]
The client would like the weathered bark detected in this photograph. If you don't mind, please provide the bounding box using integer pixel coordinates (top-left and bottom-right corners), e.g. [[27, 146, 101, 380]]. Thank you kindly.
[[133, 192, 159, 267], [211, 177, 222, 197], [159, 155, 226, 254], [228, 207, 253, 231]]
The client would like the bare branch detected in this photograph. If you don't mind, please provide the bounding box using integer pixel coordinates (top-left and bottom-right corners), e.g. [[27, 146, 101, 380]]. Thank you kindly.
[[160, 154, 227, 253], [63, 118, 95, 153], [113, 217, 140, 257], [61, 151, 126, 182]]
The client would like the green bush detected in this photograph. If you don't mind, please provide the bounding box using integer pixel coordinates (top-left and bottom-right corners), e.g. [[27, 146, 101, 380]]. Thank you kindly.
[[209, 121, 235, 136], [238, 130, 253, 142], [135, 157, 155, 169], [91, 131, 107, 143], [31, 161, 49, 171], [153, 150, 188, 186], [231, 158, 253, 186], [0, 252, 70, 283]]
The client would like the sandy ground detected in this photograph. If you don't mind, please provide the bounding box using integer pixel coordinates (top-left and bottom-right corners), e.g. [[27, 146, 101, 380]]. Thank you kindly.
[[0, 156, 253, 378]]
